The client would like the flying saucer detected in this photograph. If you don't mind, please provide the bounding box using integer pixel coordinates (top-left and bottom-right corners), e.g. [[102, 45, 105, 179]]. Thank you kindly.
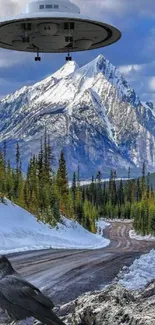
[[0, 0, 121, 61]]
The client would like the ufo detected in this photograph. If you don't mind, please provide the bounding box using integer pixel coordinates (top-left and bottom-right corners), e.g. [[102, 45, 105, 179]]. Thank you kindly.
[[0, 0, 121, 61]]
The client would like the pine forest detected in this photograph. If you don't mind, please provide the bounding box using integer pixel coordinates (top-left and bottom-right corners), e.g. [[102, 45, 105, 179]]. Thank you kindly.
[[0, 133, 154, 237]]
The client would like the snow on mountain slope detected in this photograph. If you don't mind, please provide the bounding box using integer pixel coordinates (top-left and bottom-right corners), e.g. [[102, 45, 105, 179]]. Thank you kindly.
[[52, 60, 79, 79], [0, 54, 155, 176], [72, 55, 140, 107], [0, 199, 110, 254]]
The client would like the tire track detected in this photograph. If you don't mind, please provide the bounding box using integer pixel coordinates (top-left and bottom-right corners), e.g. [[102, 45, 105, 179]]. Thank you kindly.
[[6, 221, 155, 305]]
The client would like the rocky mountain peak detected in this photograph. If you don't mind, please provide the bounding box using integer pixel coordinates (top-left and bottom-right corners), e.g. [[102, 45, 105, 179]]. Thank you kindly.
[[52, 60, 79, 80], [0, 55, 155, 177]]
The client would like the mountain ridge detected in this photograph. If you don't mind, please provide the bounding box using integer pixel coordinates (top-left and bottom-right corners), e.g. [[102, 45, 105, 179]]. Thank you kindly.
[[0, 54, 155, 177]]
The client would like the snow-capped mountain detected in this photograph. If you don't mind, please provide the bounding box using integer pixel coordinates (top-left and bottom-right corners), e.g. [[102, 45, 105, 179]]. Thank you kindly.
[[0, 54, 155, 177]]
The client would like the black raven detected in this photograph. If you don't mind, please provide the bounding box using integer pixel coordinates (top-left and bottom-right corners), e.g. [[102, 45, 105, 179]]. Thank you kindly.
[[0, 255, 65, 325]]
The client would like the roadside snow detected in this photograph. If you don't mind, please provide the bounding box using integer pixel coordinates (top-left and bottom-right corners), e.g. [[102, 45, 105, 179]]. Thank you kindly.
[[119, 249, 155, 290], [0, 199, 110, 254], [103, 218, 133, 223], [96, 219, 110, 234], [129, 229, 155, 241]]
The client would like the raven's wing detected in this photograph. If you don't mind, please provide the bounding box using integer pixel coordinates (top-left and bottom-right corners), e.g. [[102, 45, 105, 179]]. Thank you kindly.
[[0, 276, 64, 325], [15, 274, 55, 308]]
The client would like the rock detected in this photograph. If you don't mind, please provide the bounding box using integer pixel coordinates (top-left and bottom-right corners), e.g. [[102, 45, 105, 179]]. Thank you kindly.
[[58, 280, 155, 325]]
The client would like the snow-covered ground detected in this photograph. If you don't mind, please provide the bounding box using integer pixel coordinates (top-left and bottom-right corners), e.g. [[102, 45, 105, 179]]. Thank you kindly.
[[0, 199, 110, 254], [103, 218, 133, 223], [129, 229, 155, 241], [96, 219, 110, 234], [119, 249, 155, 290], [69, 178, 129, 187]]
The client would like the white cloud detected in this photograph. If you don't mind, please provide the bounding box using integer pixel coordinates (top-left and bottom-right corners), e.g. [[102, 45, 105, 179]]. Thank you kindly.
[[0, 49, 33, 68], [148, 77, 155, 91], [118, 60, 155, 78], [0, 0, 152, 69], [118, 64, 143, 76], [0, 0, 154, 19], [0, 0, 154, 104], [73, 0, 155, 19], [72, 0, 127, 20], [140, 91, 155, 103], [141, 28, 155, 61], [117, 61, 155, 103], [0, 77, 27, 96], [0, 0, 125, 18], [0, 0, 28, 17]]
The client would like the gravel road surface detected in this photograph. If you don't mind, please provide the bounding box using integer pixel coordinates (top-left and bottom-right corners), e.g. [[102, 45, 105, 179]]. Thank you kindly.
[[6, 221, 155, 305]]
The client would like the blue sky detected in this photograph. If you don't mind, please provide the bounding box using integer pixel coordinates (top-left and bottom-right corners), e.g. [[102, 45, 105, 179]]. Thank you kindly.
[[0, 0, 155, 102]]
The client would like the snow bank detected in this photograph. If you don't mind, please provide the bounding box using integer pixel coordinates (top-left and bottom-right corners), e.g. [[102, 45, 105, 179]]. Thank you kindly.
[[104, 218, 133, 223], [96, 219, 110, 234], [119, 249, 155, 290], [129, 229, 155, 241], [0, 199, 110, 254]]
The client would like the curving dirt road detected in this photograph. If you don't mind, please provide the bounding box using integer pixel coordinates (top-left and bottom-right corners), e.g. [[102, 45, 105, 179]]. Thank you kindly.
[[7, 222, 155, 306]]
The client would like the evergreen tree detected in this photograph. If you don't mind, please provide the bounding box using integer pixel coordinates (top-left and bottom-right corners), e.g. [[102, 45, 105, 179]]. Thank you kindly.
[[77, 165, 80, 188], [96, 170, 102, 207], [56, 151, 69, 215], [141, 161, 146, 196], [136, 178, 141, 201], [3, 140, 7, 171], [118, 179, 124, 207], [89, 175, 96, 205], [71, 172, 77, 214], [13, 143, 23, 202], [146, 172, 150, 199]]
